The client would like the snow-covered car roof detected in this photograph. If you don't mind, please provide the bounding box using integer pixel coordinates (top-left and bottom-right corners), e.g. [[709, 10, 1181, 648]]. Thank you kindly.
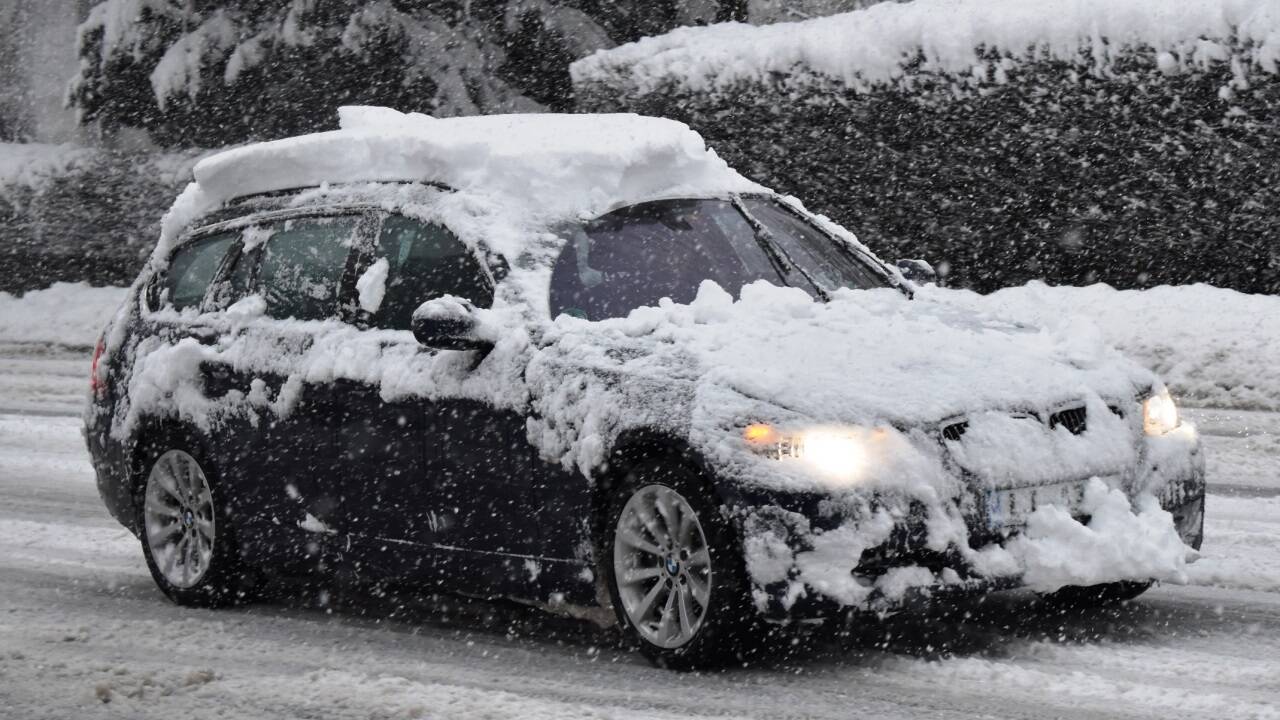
[[158, 107, 763, 263]]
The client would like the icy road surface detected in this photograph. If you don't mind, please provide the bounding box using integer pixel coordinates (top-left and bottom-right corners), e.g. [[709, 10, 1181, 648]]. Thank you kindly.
[[1, 343, 1278, 719]]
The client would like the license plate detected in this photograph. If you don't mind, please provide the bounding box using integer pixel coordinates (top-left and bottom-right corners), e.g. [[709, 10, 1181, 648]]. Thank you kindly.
[[985, 479, 1090, 531]]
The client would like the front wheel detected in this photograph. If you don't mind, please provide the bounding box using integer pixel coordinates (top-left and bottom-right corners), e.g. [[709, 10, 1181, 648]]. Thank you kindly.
[[137, 443, 252, 607], [605, 460, 758, 669]]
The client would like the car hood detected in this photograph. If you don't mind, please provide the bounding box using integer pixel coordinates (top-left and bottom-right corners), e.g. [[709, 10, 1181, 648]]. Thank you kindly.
[[538, 281, 1153, 430]]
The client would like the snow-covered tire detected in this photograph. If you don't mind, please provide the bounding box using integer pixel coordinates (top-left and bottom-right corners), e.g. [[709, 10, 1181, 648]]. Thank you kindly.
[[604, 458, 759, 670], [135, 434, 254, 607], [1041, 580, 1152, 608]]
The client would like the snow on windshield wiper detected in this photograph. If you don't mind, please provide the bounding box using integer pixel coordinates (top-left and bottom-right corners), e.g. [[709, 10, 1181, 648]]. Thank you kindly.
[[732, 196, 830, 302]]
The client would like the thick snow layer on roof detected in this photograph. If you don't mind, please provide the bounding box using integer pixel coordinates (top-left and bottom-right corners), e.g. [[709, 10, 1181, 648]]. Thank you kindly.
[[160, 107, 761, 260], [571, 0, 1280, 94]]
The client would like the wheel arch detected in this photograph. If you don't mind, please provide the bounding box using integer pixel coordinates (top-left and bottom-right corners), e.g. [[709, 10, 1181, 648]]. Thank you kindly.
[[589, 428, 747, 568], [126, 418, 219, 508]]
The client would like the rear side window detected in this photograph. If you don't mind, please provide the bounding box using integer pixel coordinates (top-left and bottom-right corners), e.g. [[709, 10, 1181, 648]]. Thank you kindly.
[[259, 217, 359, 321], [367, 215, 493, 330], [164, 232, 236, 311]]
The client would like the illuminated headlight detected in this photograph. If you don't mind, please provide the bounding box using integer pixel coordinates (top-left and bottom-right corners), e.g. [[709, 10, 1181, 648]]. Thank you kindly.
[[1143, 387, 1180, 436], [743, 423, 872, 485]]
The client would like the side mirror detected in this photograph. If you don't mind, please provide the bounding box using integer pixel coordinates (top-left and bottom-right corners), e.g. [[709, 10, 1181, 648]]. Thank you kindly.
[[411, 296, 493, 351], [895, 258, 938, 285]]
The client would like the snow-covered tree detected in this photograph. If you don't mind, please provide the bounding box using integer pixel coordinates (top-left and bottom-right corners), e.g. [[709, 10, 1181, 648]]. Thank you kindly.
[[69, 0, 748, 146]]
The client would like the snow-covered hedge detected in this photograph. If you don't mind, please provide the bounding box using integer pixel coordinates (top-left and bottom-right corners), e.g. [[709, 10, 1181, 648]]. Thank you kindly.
[[0, 143, 203, 293], [572, 0, 1280, 295]]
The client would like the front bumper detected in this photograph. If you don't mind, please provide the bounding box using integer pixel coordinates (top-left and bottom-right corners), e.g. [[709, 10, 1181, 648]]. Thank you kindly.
[[733, 427, 1207, 620]]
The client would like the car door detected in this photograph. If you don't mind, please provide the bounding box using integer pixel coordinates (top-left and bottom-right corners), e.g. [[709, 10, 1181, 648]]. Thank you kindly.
[[327, 212, 543, 598], [202, 212, 368, 571]]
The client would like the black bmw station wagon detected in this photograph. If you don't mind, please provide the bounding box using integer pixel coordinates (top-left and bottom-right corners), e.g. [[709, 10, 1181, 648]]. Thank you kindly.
[[86, 109, 1205, 668]]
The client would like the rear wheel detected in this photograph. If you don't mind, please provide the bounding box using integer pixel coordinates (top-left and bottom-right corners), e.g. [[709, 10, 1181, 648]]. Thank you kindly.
[[137, 441, 252, 607], [1042, 580, 1152, 608], [605, 459, 758, 669]]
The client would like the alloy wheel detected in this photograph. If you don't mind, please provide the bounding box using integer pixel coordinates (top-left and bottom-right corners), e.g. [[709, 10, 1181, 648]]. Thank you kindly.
[[612, 484, 713, 649], [143, 449, 217, 589]]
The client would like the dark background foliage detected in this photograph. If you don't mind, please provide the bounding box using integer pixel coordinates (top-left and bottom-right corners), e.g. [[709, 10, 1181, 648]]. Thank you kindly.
[[576, 48, 1280, 294], [69, 0, 749, 147], [0, 152, 197, 293], [7, 2, 1277, 297]]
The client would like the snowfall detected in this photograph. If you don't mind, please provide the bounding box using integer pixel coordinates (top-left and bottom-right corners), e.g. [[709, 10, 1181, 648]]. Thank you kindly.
[[3, 0, 1280, 711]]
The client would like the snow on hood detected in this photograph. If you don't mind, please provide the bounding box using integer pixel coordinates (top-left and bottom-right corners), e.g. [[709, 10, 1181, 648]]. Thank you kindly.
[[156, 107, 761, 263], [543, 280, 1152, 430]]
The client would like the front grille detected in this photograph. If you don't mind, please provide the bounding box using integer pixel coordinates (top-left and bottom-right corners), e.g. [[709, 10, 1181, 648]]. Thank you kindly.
[[1049, 405, 1088, 435], [941, 420, 969, 442]]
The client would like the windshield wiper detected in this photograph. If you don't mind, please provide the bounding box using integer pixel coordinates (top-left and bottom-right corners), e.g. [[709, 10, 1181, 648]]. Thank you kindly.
[[731, 196, 830, 302]]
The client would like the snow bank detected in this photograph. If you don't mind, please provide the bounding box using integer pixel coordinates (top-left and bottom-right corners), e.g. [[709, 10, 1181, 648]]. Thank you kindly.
[[0, 283, 128, 348], [939, 282, 1280, 411], [572, 0, 1280, 94], [0, 143, 94, 193], [1188, 494, 1280, 593]]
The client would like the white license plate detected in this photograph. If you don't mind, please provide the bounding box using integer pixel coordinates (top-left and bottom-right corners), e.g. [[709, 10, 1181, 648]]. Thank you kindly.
[[985, 479, 1090, 531]]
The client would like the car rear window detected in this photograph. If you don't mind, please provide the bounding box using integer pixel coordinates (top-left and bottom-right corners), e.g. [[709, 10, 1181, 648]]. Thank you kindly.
[[258, 217, 359, 321], [164, 232, 237, 311]]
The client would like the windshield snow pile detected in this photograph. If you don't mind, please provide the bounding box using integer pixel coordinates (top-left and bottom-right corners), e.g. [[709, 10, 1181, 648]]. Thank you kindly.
[[571, 0, 1280, 95]]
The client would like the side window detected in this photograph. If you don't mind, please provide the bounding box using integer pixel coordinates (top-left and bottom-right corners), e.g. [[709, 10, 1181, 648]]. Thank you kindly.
[[365, 215, 493, 330], [258, 217, 359, 321], [163, 232, 237, 311]]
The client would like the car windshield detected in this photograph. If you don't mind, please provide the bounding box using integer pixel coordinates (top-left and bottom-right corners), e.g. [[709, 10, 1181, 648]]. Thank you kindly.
[[548, 196, 891, 320]]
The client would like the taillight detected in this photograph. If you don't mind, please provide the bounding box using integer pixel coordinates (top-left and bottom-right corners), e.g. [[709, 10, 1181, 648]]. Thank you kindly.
[[90, 338, 106, 399]]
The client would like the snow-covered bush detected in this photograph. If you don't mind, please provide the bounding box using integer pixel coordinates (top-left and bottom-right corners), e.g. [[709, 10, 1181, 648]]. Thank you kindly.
[[68, 0, 749, 146], [0, 143, 203, 293], [572, 0, 1280, 294]]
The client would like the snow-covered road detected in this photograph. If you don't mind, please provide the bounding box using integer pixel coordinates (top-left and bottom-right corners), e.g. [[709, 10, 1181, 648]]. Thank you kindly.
[[1, 345, 1278, 719]]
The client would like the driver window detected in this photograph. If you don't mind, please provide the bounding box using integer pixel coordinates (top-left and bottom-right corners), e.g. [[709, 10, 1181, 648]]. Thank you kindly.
[[367, 215, 493, 330]]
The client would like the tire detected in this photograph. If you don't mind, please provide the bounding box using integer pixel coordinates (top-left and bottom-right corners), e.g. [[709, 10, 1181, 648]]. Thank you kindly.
[[1041, 580, 1153, 608], [135, 434, 254, 607], [604, 458, 759, 670]]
